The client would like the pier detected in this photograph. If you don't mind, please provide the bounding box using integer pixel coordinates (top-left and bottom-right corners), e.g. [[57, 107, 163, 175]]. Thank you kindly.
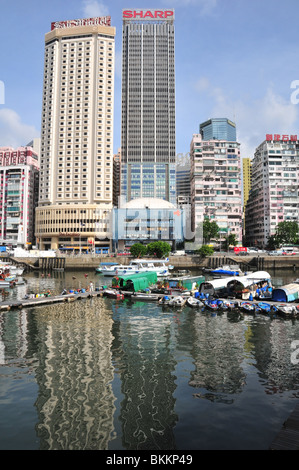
[[0, 290, 104, 312], [270, 404, 299, 450]]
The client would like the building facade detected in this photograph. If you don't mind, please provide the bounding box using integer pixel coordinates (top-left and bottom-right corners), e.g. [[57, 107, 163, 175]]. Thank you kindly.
[[121, 9, 176, 205], [190, 132, 242, 243], [245, 134, 299, 247], [35, 17, 115, 253], [200, 118, 237, 142], [0, 147, 39, 247]]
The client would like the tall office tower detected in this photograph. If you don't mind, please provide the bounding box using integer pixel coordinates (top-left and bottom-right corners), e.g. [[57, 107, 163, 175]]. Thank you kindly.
[[35, 17, 115, 253], [0, 146, 39, 247], [121, 9, 176, 205], [200, 118, 237, 142], [245, 133, 299, 247], [190, 132, 242, 242]]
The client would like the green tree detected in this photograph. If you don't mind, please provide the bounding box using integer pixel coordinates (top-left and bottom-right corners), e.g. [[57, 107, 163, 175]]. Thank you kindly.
[[130, 243, 147, 258], [275, 221, 299, 245], [146, 241, 171, 258], [223, 233, 238, 250], [203, 219, 220, 243], [196, 245, 214, 257]]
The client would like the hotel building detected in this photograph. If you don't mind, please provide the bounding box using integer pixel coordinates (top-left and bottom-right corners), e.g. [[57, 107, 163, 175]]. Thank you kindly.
[[0, 146, 39, 247], [121, 9, 176, 205], [190, 128, 242, 243], [35, 17, 115, 253], [245, 134, 299, 247]]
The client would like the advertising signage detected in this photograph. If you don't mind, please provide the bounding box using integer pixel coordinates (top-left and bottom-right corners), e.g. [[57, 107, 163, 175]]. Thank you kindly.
[[51, 17, 111, 30], [123, 9, 174, 20], [266, 134, 298, 142]]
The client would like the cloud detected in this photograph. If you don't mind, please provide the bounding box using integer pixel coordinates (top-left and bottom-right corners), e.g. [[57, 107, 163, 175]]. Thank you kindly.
[[194, 78, 299, 157], [162, 0, 218, 16], [82, 0, 109, 17], [0, 109, 39, 148]]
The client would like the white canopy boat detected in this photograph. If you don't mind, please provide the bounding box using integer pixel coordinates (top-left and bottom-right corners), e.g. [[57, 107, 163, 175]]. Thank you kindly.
[[99, 258, 173, 277]]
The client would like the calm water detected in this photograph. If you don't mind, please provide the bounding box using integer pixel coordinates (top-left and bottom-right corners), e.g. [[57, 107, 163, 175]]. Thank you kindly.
[[0, 268, 299, 450]]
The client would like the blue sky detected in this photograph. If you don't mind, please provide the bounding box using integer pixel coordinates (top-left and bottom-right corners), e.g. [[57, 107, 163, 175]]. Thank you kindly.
[[1, 0, 299, 158]]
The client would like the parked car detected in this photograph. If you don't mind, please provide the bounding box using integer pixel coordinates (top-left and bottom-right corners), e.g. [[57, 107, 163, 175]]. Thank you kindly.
[[268, 250, 283, 256]]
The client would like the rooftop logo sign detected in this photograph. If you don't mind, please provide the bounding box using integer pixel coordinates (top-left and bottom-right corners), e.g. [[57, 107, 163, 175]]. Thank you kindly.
[[123, 9, 174, 20], [51, 17, 111, 30]]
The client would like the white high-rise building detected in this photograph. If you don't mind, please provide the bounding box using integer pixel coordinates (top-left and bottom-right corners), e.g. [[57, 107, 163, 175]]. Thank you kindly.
[[35, 17, 115, 253], [245, 134, 299, 247]]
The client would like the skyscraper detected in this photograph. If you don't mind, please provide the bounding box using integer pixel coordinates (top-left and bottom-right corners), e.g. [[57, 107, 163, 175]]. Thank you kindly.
[[121, 9, 176, 205], [35, 17, 115, 253], [200, 118, 237, 142]]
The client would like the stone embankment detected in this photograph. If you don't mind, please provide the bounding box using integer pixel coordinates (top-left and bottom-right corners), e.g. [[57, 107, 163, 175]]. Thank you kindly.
[[10, 253, 299, 272]]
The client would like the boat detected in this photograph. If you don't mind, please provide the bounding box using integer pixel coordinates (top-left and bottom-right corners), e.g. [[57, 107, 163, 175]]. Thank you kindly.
[[168, 296, 186, 308], [186, 297, 203, 308], [111, 271, 158, 292], [130, 292, 161, 302], [95, 261, 119, 273], [274, 303, 299, 316], [0, 262, 24, 276], [103, 289, 124, 300], [271, 283, 299, 303], [257, 301, 273, 313], [99, 258, 173, 277], [203, 298, 224, 310], [240, 301, 256, 313], [208, 264, 248, 277], [226, 271, 272, 299], [158, 274, 205, 293], [199, 275, 243, 299]]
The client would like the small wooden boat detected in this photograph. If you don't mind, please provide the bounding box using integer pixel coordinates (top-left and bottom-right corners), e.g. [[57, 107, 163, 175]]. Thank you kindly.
[[104, 289, 124, 300], [168, 296, 187, 308], [186, 297, 202, 308], [131, 292, 160, 302], [257, 301, 272, 313], [240, 301, 256, 313], [203, 298, 223, 310], [274, 303, 298, 316]]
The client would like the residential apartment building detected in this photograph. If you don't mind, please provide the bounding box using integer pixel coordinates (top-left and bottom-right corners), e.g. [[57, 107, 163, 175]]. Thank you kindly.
[[121, 9, 176, 205], [245, 134, 299, 247], [0, 146, 39, 247], [176, 156, 191, 208], [35, 16, 115, 253], [190, 131, 242, 242], [113, 149, 121, 208]]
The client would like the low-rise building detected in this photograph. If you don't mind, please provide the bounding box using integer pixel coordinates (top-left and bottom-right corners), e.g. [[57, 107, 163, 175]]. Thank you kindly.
[[0, 146, 39, 247]]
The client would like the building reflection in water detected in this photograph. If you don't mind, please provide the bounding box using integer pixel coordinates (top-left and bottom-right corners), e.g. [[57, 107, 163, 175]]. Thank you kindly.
[[188, 312, 247, 403], [32, 298, 116, 450], [111, 300, 178, 450]]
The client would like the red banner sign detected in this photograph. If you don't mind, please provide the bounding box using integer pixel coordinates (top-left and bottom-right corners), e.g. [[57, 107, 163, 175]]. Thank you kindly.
[[123, 10, 174, 19], [234, 247, 247, 253], [266, 134, 298, 141]]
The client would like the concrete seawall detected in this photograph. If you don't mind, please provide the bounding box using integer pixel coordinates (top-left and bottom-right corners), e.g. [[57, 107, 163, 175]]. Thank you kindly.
[[12, 254, 299, 271]]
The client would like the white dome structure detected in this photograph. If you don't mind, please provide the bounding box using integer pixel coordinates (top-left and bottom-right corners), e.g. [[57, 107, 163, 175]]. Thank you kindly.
[[123, 197, 176, 210]]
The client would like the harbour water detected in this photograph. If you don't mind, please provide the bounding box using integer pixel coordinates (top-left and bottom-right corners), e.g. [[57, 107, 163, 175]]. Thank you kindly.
[[0, 268, 299, 450]]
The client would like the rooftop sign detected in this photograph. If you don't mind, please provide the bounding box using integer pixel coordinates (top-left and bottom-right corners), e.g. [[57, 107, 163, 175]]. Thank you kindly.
[[123, 9, 174, 20], [51, 17, 111, 30], [266, 134, 298, 141]]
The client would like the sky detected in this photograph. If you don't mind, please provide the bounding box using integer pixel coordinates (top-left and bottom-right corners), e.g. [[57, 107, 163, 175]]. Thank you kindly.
[[1, 0, 299, 159]]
